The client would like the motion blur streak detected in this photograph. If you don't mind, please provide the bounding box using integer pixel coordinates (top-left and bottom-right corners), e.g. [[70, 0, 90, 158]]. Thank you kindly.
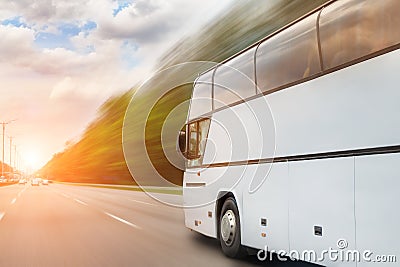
[[39, 1, 329, 188]]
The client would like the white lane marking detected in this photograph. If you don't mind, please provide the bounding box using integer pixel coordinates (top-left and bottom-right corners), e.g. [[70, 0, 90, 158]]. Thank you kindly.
[[11, 198, 16, 205], [18, 187, 26, 197], [61, 193, 70, 199], [104, 212, 141, 229], [0, 212, 4, 221], [129, 199, 157, 206], [74, 199, 88, 206]]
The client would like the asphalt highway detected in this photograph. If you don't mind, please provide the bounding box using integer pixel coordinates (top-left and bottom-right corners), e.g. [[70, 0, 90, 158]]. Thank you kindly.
[[0, 184, 318, 267]]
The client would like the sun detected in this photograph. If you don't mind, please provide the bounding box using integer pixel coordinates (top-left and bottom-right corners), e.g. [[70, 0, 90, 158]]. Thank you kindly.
[[24, 151, 40, 169]]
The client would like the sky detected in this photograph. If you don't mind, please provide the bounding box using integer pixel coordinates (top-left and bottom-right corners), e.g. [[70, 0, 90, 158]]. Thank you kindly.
[[0, 0, 233, 172]]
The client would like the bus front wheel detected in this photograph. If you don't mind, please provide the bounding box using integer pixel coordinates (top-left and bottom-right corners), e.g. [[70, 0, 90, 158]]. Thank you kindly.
[[219, 197, 247, 258]]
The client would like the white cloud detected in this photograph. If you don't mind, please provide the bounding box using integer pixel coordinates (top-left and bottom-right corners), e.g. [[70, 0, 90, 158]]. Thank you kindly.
[[0, 25, 35, 61], [50, 76, 77, 98], [0, 0, 233, 97], [0, 0, 87, 27]]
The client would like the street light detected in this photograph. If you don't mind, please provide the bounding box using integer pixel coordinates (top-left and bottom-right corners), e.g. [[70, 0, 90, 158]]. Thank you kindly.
[[8, 136, 15, 178], [1, 120, 16, 178], [14, 145, 17, 175]]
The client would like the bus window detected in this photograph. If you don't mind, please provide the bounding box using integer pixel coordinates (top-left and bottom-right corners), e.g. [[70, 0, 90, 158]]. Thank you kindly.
[[187, 119, 211, 167], [320, 0, 400, 70], [188, 71, 213, 120], [256, 13, 320, 93], [214, 48, 256, 109], [188, 122, 198, 159]]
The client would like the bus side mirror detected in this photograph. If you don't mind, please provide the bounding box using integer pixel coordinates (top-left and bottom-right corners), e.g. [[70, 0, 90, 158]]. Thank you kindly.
[[178, 128, 187, 157]]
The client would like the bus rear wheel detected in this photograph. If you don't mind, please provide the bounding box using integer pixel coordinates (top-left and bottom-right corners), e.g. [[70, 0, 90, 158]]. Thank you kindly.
[[219, 197, 247, 258]]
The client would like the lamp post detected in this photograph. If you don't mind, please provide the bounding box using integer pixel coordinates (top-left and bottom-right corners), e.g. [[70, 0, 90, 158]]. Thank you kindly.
[[1, 120, 15, 178], [1, 123, 6, 178], [9, 136, 13, 177], [14, 145, 16, 174]]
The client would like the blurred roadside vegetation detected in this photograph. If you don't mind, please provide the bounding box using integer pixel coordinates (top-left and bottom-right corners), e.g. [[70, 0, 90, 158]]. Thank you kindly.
[[41, 91, 135, 184], [40, 0, 328, 185]]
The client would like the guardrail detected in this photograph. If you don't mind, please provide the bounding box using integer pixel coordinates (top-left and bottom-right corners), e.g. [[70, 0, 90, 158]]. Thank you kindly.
[[53, 181, 183, 195]]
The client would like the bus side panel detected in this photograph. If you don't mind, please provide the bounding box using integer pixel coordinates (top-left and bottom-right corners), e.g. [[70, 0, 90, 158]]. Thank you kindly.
[[242, 162, 289, 252], [183, 165, 248, 238], [202, 92, 275, 165], [265, 49, 400, 159], [355, 153, 400, 266], [183, 167, 225, 238], [289, 157, 356, 267]]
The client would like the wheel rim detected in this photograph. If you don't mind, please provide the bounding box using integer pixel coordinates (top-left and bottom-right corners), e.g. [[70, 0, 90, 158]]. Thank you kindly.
[[220, 209, 236, 246]]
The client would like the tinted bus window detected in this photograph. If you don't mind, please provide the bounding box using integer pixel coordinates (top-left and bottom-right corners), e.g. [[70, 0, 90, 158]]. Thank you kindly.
[[320, 0, 400, 70], [187, 119, 211, 167], [256, 13, 320, 93], [214, 48, 256, 109], [188, 71, 213, 120]]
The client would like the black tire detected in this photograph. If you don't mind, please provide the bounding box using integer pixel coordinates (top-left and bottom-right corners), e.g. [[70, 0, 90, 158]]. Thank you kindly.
[[219, 197, 247, 258]]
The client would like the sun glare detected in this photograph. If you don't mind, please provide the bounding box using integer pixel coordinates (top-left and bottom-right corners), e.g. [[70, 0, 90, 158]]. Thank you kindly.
[[24, 151, 40, 169]]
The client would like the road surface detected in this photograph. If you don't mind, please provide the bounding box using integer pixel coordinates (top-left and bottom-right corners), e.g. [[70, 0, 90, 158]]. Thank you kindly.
[[0, 184, 318, 267]]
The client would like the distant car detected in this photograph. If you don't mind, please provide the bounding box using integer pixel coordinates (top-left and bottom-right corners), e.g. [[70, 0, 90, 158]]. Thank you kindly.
[[18, 179, 26, 185], [31, 179, 39, 186], [42, 179, 48, 185]]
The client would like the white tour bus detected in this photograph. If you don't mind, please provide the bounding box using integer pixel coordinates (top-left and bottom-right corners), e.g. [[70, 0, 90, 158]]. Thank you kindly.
[[182, 0, 400, 266]]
